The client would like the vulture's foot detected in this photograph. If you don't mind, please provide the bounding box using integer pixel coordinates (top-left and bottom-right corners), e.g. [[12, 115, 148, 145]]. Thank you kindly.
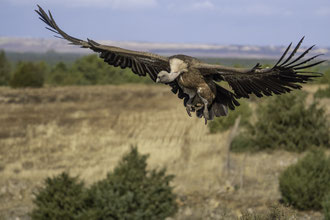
[[185, 97, 196, 117], [203, 108, 210, 124], [186, 105, 193, 117]]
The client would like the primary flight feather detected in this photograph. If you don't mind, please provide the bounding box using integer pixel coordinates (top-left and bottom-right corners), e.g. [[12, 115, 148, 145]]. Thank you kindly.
[[35, 5, 325, 124]]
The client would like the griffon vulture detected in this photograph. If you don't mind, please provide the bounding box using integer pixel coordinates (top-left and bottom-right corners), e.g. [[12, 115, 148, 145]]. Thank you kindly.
[[35, 5, 325, 124]]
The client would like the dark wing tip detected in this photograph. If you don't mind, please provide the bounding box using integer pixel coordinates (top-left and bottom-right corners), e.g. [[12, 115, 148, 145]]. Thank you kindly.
[[274, 42, 292, 67], [293, 60, 326, 70], [273, 38, 325, 72], [35, 5, 86, 47], [279, 37, 305, 67]]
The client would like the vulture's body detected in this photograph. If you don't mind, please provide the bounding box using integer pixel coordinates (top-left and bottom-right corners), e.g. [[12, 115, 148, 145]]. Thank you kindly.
[[35, 5, 325, 124]]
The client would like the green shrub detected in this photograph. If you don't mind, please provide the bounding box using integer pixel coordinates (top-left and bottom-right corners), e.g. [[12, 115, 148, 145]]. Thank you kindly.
[[20, 54, 156, 86], [71, 54, 152, 85], [83, 146, 178, 219], [30, 147, 178, 219], [0, 50, 11, 86], [323, 193, 330, 220], [315, 86, 330, 99], [30, 172, 86, 220], [231, 133, 255, 152], [279, 149, 330, 210], [47, 62, 69, 85], [10, 61, 46, 88], [315, 68, 330, 84], [208, 100, 252, 133], [232, 92, 330, 152]]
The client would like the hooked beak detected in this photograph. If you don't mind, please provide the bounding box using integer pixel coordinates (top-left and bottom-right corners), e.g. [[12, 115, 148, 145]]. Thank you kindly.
[[156, 78, 160, 83]]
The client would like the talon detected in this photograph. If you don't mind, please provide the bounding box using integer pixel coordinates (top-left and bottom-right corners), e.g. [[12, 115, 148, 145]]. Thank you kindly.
[[186, 106, 192, 117], [203, 109, 210, 120]]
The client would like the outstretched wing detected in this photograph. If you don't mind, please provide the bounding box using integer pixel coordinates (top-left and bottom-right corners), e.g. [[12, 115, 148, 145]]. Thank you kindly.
[[35, 5, 170, 82], [196, 37, 325, 98]]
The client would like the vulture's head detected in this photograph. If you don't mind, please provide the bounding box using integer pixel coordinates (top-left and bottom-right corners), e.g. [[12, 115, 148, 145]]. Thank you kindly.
[[156, 58, 189, 83], [156, 71, 172, 83]]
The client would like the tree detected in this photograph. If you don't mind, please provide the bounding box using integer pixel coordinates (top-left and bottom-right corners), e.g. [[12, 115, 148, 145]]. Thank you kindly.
[[10, 61, 46, 88], [323, 193, 330, 220], [279, 149, 330, 210], [31, 173, 86, 220], [30, 147, 178, 219], [47, 62, 76, 85], [0, 50, 11, 86], [72, 54, 152, 85], [83, 146, 178, 219], [232, 92, 330, 152]]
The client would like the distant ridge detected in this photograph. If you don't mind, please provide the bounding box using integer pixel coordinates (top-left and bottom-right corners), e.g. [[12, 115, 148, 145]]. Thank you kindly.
[[0, 37, 329, 59]]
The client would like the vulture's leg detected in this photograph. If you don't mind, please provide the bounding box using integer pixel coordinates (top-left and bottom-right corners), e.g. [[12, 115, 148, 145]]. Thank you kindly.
[[197, 86, 215, 124], [186, 98, 193, 117], [200, 97, 209, 124], [197, 91, 209, 124], [183, 88, 197, 117]]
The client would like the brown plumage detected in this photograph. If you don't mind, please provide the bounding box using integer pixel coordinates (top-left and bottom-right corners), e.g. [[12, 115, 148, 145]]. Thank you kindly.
[[35, 5, 325, 124]]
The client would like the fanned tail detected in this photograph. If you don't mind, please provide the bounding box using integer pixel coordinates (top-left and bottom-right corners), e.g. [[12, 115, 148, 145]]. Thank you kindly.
[[196, 84, 240, 122]]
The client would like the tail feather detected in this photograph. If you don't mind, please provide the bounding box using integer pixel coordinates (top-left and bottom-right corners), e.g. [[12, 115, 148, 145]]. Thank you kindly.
[[211, 102, 228, 117], [210, 83, 239, 117], [214, 84, 240, 110], [198, 84, 239, 122]]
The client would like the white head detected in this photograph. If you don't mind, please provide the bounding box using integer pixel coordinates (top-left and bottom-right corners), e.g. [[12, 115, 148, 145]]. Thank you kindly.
[[169, 58, 188, 73], [156, 58, 188, 83], [156, 71, 173, 83]]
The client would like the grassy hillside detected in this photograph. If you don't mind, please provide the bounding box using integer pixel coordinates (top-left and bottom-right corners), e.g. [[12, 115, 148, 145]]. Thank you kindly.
[[0, 84, 329, 219]]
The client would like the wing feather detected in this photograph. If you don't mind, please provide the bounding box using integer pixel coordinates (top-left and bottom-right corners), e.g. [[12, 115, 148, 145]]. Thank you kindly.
[[195, 37, 324, 99], [274, 42, 292, 67], [36, 5, 190, 105], [35, 5, 170, 81], [279, 36, 304, 66]]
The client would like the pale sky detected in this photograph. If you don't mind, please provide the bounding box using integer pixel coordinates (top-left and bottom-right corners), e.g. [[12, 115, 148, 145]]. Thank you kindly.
[[1, 0, 330, 47]]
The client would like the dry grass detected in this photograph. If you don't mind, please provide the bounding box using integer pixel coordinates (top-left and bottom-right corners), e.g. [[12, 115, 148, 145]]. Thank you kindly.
[[0, 84, 328, 219]]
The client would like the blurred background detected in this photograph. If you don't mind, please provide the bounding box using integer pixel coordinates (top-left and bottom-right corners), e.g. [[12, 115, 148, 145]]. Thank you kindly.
[[0, 0, 330, 219]]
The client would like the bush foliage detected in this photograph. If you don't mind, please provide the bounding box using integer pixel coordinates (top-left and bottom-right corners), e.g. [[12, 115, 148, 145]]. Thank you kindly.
[[2, 49, 330, 88], [231, 92, 330, 152], [279, 149, 330, 210], [31, 147, 178, 219], [30, 173, 86, 220], [47, 55, 152, 86], [315, 68, 330, 84], [1, 51, 153, 87], [0, 50, 11, 86], [315, 86, 330, 99], [84, 146, 177, 219], [10, 61, 46, 88], [323, 193, 330, 220], [208, 100, 252, 133]]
